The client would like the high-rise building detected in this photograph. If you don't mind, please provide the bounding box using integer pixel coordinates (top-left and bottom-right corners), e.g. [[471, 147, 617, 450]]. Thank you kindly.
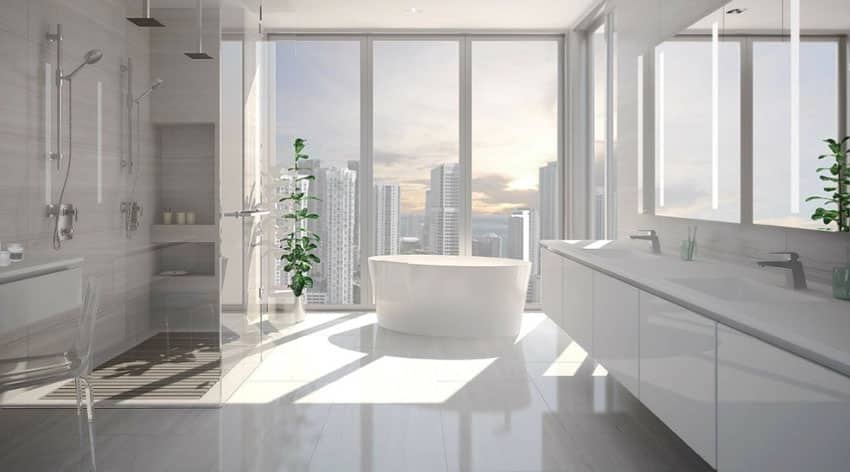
[[347, 161, 361, 304], [375, 183, 400, 256], [314, 166, 357, 305], [472, 233, 502, 257], [426, 163, 460, 255], [507, 208, 534, 261], [508, 208, 539, 303], [538, 162, 559, 241], [274, 172, 310, 290]]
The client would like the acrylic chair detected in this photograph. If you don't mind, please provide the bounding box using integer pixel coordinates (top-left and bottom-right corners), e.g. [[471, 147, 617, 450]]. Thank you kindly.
[[0, 279, 99, 421]]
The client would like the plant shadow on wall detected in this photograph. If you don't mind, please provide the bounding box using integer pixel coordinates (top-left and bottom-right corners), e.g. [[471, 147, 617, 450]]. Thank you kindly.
[[280, 138, 321, 321]]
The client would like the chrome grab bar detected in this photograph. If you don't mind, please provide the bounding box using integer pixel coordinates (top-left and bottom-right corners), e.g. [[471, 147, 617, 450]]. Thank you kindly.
[[221, 208, 270, 218]]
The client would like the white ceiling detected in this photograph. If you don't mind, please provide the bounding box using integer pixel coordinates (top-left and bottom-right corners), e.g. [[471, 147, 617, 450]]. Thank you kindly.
[[688, 0, 850, 32], [256, 0, 598, 31]]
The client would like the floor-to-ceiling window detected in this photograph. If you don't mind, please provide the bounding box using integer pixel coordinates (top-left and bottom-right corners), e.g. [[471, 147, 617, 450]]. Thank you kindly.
[[373, 39, 461, 257], [471, 39, 560, 304], [275, 39, 362, 305], [590, 21, 610, 239], [272, 35, 562, 307]]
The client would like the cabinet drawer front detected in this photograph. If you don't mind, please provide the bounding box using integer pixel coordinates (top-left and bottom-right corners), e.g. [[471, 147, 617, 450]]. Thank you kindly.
[[718, 325, 850, 472], [592, 272, 639, 397], [562, 258, 593, 352], [640, 292, 716, 467], [541, 249, 564, 327]]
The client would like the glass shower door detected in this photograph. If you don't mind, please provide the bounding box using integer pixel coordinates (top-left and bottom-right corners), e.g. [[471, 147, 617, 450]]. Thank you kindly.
[[219, 31, 267, 403]]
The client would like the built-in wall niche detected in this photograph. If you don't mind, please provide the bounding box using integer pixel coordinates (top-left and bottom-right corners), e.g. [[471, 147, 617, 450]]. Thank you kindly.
[[156, 243, 215, 277], [156, 123, 215, 226], [650, 0, 849, 231]]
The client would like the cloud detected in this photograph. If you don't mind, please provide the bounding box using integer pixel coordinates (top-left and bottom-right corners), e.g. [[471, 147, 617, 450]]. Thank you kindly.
[[472, 174, 537, 215]]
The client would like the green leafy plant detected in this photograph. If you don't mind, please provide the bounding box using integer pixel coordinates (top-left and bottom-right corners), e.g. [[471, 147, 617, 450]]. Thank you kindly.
[[807, 137, 849, 232], [279, 138, 321, 297]]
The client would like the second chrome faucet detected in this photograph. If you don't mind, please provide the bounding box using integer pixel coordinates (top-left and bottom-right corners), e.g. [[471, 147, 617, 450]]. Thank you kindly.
[[630, 229, 662, 254], [757, 252, 807, 290]]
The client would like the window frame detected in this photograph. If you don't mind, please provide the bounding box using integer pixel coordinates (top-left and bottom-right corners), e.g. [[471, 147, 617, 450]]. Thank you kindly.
[[268, 33, 565, 310]]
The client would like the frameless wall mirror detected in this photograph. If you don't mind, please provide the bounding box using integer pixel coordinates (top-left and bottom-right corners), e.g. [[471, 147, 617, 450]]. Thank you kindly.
[[651, 0, 849, 230]]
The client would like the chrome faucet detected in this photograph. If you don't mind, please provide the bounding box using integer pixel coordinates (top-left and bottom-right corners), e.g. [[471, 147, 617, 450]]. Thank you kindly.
[[757, 252, 807, 290], [630, 229, 661, 254]]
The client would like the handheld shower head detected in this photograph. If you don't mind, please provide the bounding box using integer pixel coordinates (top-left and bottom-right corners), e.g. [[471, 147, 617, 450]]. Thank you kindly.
[[134, 78, 163, 103], [64, 49, 103, 80]]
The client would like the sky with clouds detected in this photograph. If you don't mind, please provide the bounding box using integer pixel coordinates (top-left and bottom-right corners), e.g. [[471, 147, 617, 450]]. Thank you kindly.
[[275, 39, 559, 218]]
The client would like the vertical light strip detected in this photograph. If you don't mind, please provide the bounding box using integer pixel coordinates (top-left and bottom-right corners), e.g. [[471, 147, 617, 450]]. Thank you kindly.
[[658, 51, 666, 208], [637, 55, 644, 213], [712, 22, 720, 210], [97, 81, 103, 204], [790, 0, 801, 213], [45, 63, 52, 205]]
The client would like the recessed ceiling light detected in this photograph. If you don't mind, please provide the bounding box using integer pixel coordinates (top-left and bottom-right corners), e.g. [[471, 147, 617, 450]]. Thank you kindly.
[[408, 7, 422, 14], [726, 8, 747, 14]]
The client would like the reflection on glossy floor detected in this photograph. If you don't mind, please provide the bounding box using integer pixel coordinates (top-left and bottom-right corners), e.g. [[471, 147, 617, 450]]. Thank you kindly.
[[0, 313, 712, 472]]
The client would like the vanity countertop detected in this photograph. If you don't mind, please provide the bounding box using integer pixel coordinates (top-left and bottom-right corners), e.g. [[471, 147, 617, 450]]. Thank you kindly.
[[541, 239, 850, 378], [0, 257, 84, 284]]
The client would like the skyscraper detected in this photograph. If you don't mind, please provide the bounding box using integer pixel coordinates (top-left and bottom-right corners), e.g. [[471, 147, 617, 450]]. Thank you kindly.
[[314, 166, 357, 305], [426, 163, 460, 255], [507, 208, 534, 261], [375, 183, 400, 256], [538, 161, 559, 241], [508, 208, 539, 302], [472, 233, 503, 258], [274, 172, 310, 290]]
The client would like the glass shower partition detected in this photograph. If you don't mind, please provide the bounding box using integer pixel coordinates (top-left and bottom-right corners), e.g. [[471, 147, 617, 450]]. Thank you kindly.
[[218, 16, 269, 403]]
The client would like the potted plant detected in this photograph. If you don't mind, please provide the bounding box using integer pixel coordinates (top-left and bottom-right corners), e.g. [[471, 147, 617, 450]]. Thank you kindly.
[[279, 138, 321, 321], [806, 136, 850, 300]]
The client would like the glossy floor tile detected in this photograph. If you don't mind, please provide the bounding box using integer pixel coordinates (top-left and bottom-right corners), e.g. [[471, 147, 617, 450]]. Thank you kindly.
[[0, 312, 713, 472]]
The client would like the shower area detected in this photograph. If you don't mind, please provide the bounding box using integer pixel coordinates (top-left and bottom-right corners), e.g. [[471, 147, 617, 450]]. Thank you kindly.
[[0, 1, 277, 408]]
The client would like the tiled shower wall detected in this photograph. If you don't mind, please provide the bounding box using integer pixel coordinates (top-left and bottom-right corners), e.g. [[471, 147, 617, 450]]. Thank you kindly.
[[0, 0, 157, 367]]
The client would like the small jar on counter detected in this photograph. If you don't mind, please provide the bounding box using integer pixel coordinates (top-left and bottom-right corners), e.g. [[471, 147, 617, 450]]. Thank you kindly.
[[7, 243, 23, 263]]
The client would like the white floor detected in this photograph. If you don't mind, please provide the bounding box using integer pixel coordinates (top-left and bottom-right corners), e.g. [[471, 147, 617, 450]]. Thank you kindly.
[[0, 312, 712, 472]]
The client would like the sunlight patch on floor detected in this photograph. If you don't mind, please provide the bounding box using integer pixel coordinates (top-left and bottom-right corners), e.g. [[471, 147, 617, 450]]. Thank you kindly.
[[295, 355, 496, 404], [543, 341, 589, 377], [514, 312, 547, 344]]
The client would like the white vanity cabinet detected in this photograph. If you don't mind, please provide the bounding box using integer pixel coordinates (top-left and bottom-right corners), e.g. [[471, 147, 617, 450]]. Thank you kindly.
[[639, 292, 716, 467], [541, 248, 564, 326], [561, 256, 594, 352], [717, 325, 850, 472], [592, 272, 639, 397]]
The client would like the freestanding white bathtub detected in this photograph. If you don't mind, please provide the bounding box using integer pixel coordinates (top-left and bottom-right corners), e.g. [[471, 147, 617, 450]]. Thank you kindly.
[[368, 255, 532, 337]]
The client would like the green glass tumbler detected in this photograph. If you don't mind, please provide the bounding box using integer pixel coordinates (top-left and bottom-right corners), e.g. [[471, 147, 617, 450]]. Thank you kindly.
[[833, 266, 850, 301]]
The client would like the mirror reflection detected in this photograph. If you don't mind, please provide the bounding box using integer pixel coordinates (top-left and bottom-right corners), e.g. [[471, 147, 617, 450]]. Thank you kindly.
[[652, 0, 849, 230]]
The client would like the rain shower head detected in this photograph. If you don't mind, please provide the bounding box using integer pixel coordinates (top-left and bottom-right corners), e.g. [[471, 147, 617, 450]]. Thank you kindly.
[[184, 0, 213, 59], [127, 17, 164, 27], [64, 49, 103, 80], [134, 78, 163, 103], [184, 52, 214, 60], [127, 0, 164, 27]]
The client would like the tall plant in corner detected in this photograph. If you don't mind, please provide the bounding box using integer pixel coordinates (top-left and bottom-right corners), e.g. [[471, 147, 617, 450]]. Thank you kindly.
[[279, 138, 320, 320], [807, 136, 849, 232]]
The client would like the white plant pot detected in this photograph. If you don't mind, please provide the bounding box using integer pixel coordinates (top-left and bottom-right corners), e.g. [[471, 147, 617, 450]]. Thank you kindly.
[[290, 295, 306, 323]]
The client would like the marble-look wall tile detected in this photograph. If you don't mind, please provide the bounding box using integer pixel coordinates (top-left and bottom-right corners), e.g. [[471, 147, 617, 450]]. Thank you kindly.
[[0, 0, 158, 369]]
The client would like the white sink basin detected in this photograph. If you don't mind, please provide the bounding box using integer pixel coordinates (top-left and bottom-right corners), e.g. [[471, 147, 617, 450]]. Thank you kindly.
[[667, 276, 826, 304]]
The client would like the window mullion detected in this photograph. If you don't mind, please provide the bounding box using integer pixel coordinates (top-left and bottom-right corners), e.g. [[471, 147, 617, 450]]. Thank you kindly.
[[741, 38, 754, 225], [460, 36, 472, 256]]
